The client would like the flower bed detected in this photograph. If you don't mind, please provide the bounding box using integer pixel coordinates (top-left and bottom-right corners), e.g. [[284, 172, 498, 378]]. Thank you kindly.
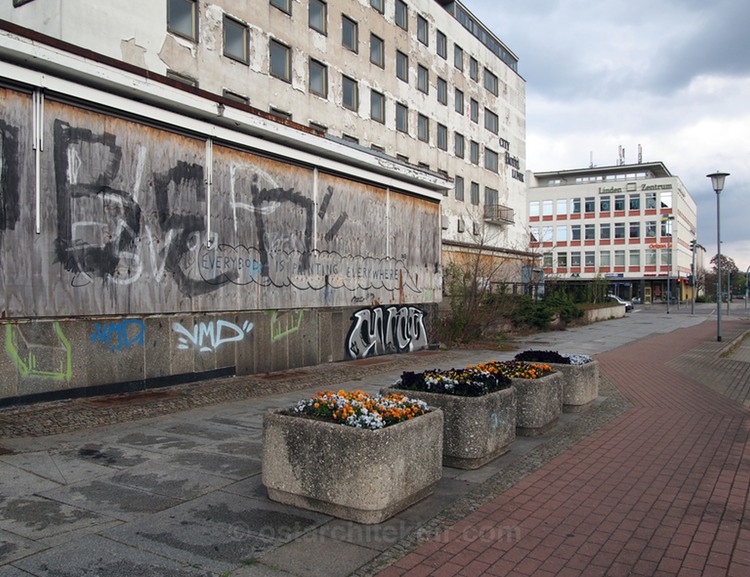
[[515, 350, 599, 412], [262, 390, 443, 524], [388, 369, 515, 469], [480, 360, 562, 436]]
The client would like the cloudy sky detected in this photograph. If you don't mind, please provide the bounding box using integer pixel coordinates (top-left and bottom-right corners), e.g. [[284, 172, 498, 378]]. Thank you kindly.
[[467, 0, 750, 271]]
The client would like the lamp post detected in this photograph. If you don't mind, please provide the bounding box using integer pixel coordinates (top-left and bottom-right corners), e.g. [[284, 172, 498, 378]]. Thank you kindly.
[[662, 214, 675, 314], [708, 171, 730, 342]]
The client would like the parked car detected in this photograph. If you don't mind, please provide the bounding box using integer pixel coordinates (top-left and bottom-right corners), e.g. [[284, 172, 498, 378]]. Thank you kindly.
[[608, 294, 634, 312]]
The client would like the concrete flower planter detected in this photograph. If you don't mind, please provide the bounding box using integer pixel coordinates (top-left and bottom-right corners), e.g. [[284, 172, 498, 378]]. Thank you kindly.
[[512, 371, 563, 436], [261, 408, 443, 524], [382, 386, 516, 469], [549, 360, 600, 412]]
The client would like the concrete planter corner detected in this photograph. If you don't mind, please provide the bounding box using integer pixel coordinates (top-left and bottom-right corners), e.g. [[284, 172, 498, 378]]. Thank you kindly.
[[550, 360, 600, 412], [382, 386, 517, 470], [261, 408, 443, 524], [513, 371, 563, 436]]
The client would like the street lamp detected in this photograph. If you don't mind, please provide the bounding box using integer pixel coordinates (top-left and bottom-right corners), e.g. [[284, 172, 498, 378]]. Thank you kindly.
[[662, 214, 675, 314], [708, 171, 730, 342]]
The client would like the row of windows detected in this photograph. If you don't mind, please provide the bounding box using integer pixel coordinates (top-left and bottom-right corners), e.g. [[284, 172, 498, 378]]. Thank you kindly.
[[531, 221, 673, 243], [543, 249, 673, 269], [167, 1, 501, 97], [453, 177, 499, 206], [530, 192, 672, 218]]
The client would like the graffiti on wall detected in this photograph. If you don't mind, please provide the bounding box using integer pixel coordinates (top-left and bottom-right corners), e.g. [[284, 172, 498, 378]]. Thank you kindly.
[[5, 322, 73, 381], [346, 306, 428, 359], [271, 310, 303, 342], [173, 319, 254, 353], [91, 319, 145, 351]]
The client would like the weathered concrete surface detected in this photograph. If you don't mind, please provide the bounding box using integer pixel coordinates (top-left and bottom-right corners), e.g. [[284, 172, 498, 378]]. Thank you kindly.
[[382, 386, 516, 470], [513, 371, 564, 436], [551, 360, 600, 411], [262, 408, 444, 524]]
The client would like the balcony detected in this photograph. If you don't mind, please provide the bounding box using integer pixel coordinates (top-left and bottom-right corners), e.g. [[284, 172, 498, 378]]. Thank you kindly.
[[484, 204, 515, 225]]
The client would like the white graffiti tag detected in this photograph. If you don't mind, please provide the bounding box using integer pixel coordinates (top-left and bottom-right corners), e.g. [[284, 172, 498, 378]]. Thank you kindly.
[[346, 306, 428, 359], [173, 320, 254, 353]]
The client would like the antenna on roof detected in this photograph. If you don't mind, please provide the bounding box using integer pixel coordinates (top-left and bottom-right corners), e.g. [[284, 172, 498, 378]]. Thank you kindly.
[[638, 144, 642, 164], [618, 145, 625, 166], [589, 151, 594, 168]]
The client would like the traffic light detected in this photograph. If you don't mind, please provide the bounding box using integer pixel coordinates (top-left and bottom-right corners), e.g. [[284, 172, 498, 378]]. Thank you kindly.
[[676, 278, 682, 285], [688, 274, 694, 286], [690, 239, 696, 252]]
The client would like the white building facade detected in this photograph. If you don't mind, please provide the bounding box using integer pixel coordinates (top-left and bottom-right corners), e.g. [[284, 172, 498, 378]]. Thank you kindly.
[[528, 162, 698, 304]]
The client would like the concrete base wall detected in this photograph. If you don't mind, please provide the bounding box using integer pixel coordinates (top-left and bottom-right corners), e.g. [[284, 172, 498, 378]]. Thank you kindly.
[[0, 303, 437, 404], [584, 304, 626, 322]]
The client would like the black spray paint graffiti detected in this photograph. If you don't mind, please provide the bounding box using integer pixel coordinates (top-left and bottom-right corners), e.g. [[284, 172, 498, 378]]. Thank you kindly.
[[346, 306, 429, 359], [0, 120, 21, 249]]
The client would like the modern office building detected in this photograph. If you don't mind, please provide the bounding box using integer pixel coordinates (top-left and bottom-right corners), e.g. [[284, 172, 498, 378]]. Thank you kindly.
[[528, 162, 699, 304], [0, 1, 527, 402]]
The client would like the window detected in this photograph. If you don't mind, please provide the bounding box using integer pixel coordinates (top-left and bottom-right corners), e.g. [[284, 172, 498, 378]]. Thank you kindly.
[[417, 114, 429, 142], [600, 251, 611, 267], [396, 50, 409, 82], [437, 123, 448, 150], [309, 59, 328, 97], [454, 44, 463, 70], [614, 222, 625, 239], [437, 77, 447, 104], [342, 15, 358, 52], [436, 30, 447, 59], [470, 140, 479, 165], [269, 39, 291, 82], [660, 250, 670, 266], [530, 226, 540, 242], [417, 15, 428, 45], [571, 224, 581, 241], [600, 195, 611, 212], [342, 75, 358, 111], [530, 201, 540, 217], [543, 253, 553, 268], [484, 109, 498, 133], [370, 89, 385, 123], [370, 34, 384, 67], [168, 0, 197, 41], [484, 148, 498, 172], [614, 194, 625, 211], [223, 15, 249, 63], [271, 0, 291, 15], [542, 200, 553, 216], [470, 181, 480, 205], [556, 198, 567, 216], [309, 0, 327, 33], [417, 64, 429, 93], [455, 176, 464, 201], [629, 250, 641, 267], [470, 98, 479, 123], [396, 102, 408, 132], [629, 222, 640, 239], [571, 198, 581, 214], [395, 0, 408, 29], [556, 225, 567, 242], [629, 193, 640, 210], [455, 88, 464, 114], [557, 253, 568, 268], [585, 224, 595, 240], [645, 191, 657, 209], [585, 251, 596, 267], [645, 248, 657, 266], [571, 252, 581, 268], [661, 219, 672, 237], [660, 192, 672, 209], [485, 187, 498, 207], [370, 0, 384, 14], [584, 197, 595, 213], [469, 57, 479, 81], [484, 68, 499, 95], [455, 133, 465, 158], [600, 223, 611, 239]]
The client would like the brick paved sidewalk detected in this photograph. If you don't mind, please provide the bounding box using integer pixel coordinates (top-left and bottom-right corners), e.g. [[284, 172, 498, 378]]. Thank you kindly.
[[373, 321, 750, 577]]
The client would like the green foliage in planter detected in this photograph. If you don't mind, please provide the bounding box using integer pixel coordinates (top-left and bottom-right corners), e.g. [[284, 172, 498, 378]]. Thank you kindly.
[[510, 296, 555, 329], [396, 368, 511, 397]]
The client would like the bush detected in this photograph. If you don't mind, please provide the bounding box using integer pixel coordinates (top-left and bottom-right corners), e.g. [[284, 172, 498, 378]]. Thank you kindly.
[[514, 349, 571, 364], [510, 296, 555, 330]]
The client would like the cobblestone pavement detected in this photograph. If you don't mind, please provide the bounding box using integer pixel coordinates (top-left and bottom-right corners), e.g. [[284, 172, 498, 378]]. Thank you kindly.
[[0, 307, 749, 577]]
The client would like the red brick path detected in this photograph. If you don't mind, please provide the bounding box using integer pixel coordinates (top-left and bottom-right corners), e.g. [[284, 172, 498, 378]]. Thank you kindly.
[[377, 322, 750, 577]]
